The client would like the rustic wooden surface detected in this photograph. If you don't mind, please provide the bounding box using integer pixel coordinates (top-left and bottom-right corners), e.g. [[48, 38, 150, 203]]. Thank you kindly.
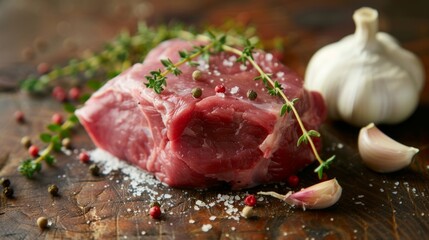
[[1, 0, 429, 239]]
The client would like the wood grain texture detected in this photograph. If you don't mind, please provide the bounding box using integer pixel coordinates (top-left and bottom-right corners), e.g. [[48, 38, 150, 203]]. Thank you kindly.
[[1, 0, 429, 239]]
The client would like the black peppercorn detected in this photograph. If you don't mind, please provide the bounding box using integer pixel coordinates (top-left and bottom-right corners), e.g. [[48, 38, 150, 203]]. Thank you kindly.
[[247, 90, 257, 100], [89, 164, 100, 176], [3, 187, 14, 198], [37, 216, 49, 229], [0, 178, 10, 188], [191, 88, 202, 98], [48, 184, 59, 196]]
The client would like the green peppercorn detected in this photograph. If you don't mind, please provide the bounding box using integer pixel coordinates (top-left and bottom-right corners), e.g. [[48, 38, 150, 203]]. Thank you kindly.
[[48, 184, 59, 196], [0, 178, 10, 188], [61, 138, 72, 149], [37, 216, 49, 229], [191, 88, 202, 98], [89, 164, 100, 176], [247, 90, 257, 100], [192, 70, 202, 81], [21, 136, 32, 149], [3, 187, 14, 198]]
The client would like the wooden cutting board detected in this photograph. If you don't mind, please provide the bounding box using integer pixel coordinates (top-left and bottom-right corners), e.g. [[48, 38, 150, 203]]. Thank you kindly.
[[1, 0, 429, 239]]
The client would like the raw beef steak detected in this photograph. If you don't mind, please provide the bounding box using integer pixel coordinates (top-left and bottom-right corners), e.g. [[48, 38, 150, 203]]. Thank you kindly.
[[76, 39, 326, 189]]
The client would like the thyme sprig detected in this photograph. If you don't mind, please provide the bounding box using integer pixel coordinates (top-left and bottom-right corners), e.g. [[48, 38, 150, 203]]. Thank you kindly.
[[18, 104, 79, 178], [145, 32, 335, 179]]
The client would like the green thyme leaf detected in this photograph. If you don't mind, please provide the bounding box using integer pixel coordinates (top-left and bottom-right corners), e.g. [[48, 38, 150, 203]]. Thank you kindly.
[[40, 133, 52, 143], [47, 124, 62, 133], [314, 155, 335, 179], [63, 103, 76, 113]]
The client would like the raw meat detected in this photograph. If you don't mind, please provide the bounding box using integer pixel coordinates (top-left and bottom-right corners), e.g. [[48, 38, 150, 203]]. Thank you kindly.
[[76, 39, 326, 189]]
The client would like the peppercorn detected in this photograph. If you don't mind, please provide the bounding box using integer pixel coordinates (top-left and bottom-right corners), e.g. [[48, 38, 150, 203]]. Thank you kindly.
[[215, 84, 226, 93], [89, 164, 100, 176], [191, 88, 202, 98], [21, 136, 32, 149], [37, 62, 50, 74], [48, 184, 59, 196], [52, 86, 67, 102], [244, 194, 257, 207], [62, 138, 72, 149], [14, 111, 25, 123], [149, 205, 161, 219], [247, 90, 257, 100], [1, 178, 11, 188], [28, 145, 39, 158], [79, 152, 90, 164], [3, 187, 14, 198], [37, 216, 49, 230], [52, 113, 63, 125], [192, 70, 202, 81], [241, 205, 255, 219], [68, 87, 81, 101], [287, 175, 299, 188]]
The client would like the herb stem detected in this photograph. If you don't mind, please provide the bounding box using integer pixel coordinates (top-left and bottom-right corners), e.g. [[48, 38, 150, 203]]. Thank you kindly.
[[221, 45, 324, 165]]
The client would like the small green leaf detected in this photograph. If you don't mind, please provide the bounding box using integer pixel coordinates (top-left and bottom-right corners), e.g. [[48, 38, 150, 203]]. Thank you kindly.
[[51, 136, 62, 152], [18, 159, 42, 178], [63, 103, 76, 113], [297, 133, 308, 146], [314, 155, 335, 179], [307, 130, 321, 138], [68, 114, 79, 124], [40, 133, 52, 143], [79, 93, 91, 103], [47, 124, 62, 133], [44, 155, 56, 166], [86, 80, 103, 90], [280, 104, 288, 117]]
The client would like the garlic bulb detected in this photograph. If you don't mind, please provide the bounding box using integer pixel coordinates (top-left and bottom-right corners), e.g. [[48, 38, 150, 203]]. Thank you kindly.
[[258, 178, 342, 210], [305, 7, 425, 126], [358, 123, 419, 173]]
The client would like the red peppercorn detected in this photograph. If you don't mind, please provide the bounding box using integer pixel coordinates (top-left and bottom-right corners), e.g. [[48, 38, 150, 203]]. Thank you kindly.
[[14, 111, 25, 123], [149, 205, 161, 219], [79, 152, 90, 164], [68, 87, 81, 101], [52, 113, 63, 125], [29, 145, 39, 157], [37, 62, 50, 74], [244, 194, 257, 207], [287, 175, 299, 188], [52, 86, 67, 102], [215, 84, 226, 93]]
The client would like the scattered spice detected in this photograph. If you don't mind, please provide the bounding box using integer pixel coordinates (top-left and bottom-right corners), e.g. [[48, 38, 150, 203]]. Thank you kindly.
[[28, 145, 39, 157], [215, 84, 226, 93], [247, 89, 257, 100], [37, 216, 49, 230], [244, 194, 257, 207], [52, 86, 67, 102], [61, 138, 72, 149], [0, 178, 11, 188], [241, 205, 255, 219], [149, 205, 161, 219], [21, 136, 32, 148], [287, 175, 299, 188], [14, 111, 25, 123], [192, 70, 202, 81], [52, 113, 63, 125], [89, 163, 100, 176], [79, 152, 90, 163], [3, 187, 14, 198], [191, 87, 202, 98], [68, 87, 81, 101], [48, 184, 59, 196]]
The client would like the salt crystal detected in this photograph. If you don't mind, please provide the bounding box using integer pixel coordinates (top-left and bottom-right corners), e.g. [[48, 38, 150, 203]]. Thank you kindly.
[[201, 224, 212, 232], [189, 219, 195, 224], [276, 72, 284, 78], [337, 143, 344, 149], [141, 231, 146, 235], [240, 65, 247, 71], [209, 216, 216, 221], [265, 53, 273, 62], [228, 55, 237, 62], [380, 188, 384, 192], [222, 59, 233, 67], [194, 206, 200, 211], [230, 86, 239, 94], [214, 70, 221, 76]]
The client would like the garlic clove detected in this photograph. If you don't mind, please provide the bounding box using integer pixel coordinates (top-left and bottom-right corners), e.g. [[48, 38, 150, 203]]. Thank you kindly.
[[358, 123, 419, 173], [258, 178, 342, 210]]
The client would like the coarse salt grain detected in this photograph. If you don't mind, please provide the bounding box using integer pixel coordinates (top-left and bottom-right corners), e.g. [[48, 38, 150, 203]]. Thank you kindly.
[[265, 53, 273, 62], [276, 72, 284, 78], [189, 219, 195, 224], [209, 216, 216, 221], [230, 86, 239, 94], [201, 224, 212, 232]]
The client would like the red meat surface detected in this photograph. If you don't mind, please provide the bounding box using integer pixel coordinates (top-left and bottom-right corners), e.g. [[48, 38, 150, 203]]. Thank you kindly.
[[76, 39, 326, 189]]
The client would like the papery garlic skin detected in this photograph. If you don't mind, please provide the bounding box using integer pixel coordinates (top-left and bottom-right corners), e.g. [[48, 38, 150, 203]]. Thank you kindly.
[[285, 178, 342, 210], [304, 7, 425, 127], [358, 123, 419, 173]]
